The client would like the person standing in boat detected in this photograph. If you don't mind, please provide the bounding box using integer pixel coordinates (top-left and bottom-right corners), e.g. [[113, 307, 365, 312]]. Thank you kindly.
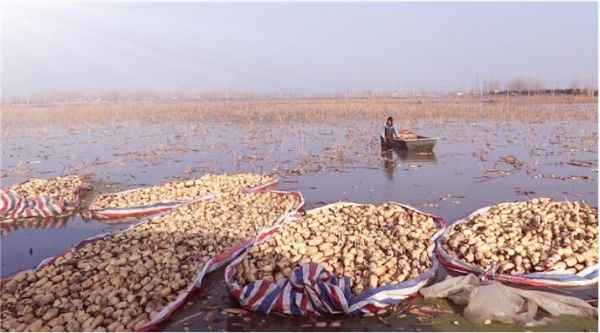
[[381, 116, 399, 150]]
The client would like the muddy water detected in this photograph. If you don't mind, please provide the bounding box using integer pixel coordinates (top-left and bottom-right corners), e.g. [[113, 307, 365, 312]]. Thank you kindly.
[[1, 109, 598, 331]]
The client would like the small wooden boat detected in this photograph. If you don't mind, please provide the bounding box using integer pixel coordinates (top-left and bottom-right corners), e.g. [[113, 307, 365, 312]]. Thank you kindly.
[[381, 134, 438, 151]]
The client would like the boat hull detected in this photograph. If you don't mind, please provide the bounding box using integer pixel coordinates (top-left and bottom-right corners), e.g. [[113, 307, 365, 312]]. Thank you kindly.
[[381, 135, 437, 151]]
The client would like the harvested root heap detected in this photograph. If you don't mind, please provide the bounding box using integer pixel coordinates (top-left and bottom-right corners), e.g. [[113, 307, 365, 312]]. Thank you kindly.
[[88, 173, 274, 210], [235, 203, 438, 295], [0, 191, 302, 332], [443, 198, 598, 275], [7, 176, 85, 206], [397, 133, 418, 140]]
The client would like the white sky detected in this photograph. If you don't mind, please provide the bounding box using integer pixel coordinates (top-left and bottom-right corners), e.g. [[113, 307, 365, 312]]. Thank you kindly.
[[1, 1, 598, 97]]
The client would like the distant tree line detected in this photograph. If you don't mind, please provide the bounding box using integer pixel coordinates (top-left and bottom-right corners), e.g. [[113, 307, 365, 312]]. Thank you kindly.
[[3, 76, 597, 105], [481, 77, 598, 97]]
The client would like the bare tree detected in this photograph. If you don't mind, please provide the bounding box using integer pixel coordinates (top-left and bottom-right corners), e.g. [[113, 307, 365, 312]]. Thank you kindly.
[[526, 78, 544, 95], [569, 77, 594, 96], [510, 77, 528, 95], [483, 79, 501, 95]]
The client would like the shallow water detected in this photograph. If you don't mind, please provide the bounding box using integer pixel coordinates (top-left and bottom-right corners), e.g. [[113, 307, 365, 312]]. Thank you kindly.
[[1, 105, 598, 331]]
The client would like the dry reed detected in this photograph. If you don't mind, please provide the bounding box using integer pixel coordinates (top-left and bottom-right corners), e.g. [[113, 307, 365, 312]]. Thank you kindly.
[[1, 96, 596, 133]]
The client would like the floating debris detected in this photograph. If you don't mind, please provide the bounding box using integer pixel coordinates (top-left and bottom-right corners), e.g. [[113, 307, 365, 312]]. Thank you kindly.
[[221, 308, 248, 315]]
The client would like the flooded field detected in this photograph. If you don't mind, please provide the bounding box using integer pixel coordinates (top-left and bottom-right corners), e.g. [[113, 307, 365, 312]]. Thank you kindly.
[[1, 97, 598, 331]]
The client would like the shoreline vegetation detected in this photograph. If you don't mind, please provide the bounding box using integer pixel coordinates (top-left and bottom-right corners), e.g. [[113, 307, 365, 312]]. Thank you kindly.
[[1, 95, 597, 130]]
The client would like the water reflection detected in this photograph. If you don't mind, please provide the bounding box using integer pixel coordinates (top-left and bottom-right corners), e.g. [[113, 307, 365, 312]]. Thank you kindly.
[[382, 149, 438, 180], [381, 150, 397, 180], [397, 150, 438, 164], [1, 216, 69, 237]]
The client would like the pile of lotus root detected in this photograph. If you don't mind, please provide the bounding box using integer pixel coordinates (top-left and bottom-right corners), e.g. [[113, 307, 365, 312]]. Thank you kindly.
[[442, 198, 598, 275], [7, 176, 85, 206], [0, 191, 302, 332], [397, 132, 418, 140], [88, 173, 274, 210], [234, 203, 438, 295]]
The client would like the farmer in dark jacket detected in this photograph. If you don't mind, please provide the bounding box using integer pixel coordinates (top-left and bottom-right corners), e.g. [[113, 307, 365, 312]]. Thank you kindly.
[[381, 116, 399, 150]]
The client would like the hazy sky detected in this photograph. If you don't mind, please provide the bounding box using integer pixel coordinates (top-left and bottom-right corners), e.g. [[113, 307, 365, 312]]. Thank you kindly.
[[2, 1, 598, 97]]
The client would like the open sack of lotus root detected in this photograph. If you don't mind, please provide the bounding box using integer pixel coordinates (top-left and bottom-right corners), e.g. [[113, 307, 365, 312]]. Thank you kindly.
[[87, 173, 278, 220], [0, 190, 304, 332], [225, 202, 446, 315], [1, 176, 90, 222], [437, 198, 598, 287]]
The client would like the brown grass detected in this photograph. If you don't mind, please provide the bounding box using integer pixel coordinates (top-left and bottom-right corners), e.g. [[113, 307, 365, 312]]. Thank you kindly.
[[1, 95, 597, 132]]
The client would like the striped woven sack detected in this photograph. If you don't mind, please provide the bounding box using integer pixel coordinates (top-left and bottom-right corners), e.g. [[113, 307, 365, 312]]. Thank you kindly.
[[87, 177, 279, 220], [435, 202, 598, 288], [1, 176, 91, 222], [0, 189, 66, 221], [225, 202, 447, 316], [1, 190, 305, 332]]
